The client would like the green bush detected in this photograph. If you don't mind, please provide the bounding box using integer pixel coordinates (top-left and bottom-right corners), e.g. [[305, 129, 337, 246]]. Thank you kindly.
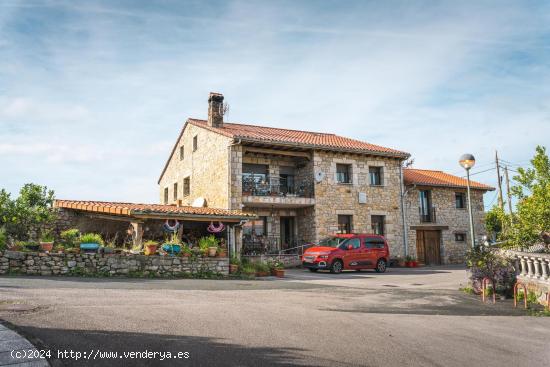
[[240, 264, 256, 275], [0, 227, 6, 251], [230, 256, 241, 266], [254, 262, 270, 273], [80, 233, 104, 245], [60, 229, 80, 248]]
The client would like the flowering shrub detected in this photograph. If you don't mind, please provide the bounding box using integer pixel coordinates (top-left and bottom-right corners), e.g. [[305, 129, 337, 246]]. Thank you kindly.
[[466, 246, 516, 296]]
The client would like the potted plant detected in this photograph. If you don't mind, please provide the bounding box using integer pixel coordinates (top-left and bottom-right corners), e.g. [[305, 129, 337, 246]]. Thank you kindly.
[[79, 233, 103, 253], [269, 260, 285, 277], [396, 257, 406, 267], [229, 256, 240, 274], [161, 233, 181, 255], [53, 244, 64, 253], [24, 241, 40, 252], [181, 245, 192, 257], [102, 242, 115, 254], [60, 228, 80, 248], [240, 263, 256, 277], [39, 230, 55, 252], [217, 245, 227, 258], [254, 262, 270, 277], [199, 235, 219, 257], [144, 240, 158, 256]]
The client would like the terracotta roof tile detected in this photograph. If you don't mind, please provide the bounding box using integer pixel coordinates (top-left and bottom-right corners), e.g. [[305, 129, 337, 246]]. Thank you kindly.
[[187, 119, 409, 157], [55, 200, 255, 220], [404, 169, 494, 191]]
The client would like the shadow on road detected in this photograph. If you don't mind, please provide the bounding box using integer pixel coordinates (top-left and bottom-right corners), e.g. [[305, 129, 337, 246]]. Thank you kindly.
[[13, 326, 330, 367]]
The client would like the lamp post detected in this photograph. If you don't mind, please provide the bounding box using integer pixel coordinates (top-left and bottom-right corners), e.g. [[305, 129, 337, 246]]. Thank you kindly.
[[459, 154, 476, 248]]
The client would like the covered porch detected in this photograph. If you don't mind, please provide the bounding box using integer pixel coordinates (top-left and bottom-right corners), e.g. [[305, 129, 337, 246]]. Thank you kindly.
[[54, 200, 256, 256]]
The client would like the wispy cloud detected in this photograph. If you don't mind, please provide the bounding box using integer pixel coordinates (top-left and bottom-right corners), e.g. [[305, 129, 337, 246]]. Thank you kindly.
[[0, 0, 548, 207]]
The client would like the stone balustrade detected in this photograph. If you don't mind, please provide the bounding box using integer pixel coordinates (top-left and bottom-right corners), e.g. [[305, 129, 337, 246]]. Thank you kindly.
[[508, 250, 550, 286]]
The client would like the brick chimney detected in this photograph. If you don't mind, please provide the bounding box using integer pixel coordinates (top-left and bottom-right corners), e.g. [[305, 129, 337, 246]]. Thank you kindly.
[[207, 92, 224, 128]]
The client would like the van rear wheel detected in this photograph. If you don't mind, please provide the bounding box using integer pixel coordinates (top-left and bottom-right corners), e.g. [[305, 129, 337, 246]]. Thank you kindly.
[[375, 259, 387, 273]]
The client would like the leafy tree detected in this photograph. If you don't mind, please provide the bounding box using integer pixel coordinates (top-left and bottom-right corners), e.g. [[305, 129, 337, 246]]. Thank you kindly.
[[0, 184, 56, 241], [485, 205, 508, 241], [509, 146, 550, 246]]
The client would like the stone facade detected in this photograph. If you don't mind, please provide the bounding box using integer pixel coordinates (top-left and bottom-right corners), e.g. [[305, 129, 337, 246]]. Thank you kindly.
[[312, 150, 404, 253], [0, 250, 228, 277], [405, 186, 487, 264], [159, 122, 232, 208]]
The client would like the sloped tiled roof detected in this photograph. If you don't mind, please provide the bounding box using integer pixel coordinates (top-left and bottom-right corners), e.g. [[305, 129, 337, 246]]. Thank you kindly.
[[404, 169, 494, 191], [55, 200, 255, 220], [187, 119, 409, 157]]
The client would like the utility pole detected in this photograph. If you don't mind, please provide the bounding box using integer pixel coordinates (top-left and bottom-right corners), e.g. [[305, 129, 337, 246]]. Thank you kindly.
[[504, 166, 513, 218], [495, 151, 504, 210]]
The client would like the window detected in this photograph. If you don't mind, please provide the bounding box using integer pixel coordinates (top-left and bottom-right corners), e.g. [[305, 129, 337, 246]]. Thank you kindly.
[[173, 183, 178, 201], [365, 237, 385, 249], [179, 146, 184, 160], [419, 190, 433, 222], [193, 135, 198, 151], [455, 233, 466, 242], [336, 164, 351, 184], [337, 215, 352, 234], [242, 217, 267, 236], [163, 187, 169, 204], [340, 237, 361, 250], [371, 215, 385, 235], [455, 192, 465, 209], [369, 166, 383, 186], [183, 177, 190, 197]]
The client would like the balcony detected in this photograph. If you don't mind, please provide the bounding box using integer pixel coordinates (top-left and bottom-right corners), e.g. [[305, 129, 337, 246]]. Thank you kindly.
[[419, 207, 437, 223], [241, 174, 315, 208]]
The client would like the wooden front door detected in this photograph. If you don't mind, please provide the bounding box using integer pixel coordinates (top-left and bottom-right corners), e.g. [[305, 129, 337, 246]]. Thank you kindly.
[[416, 230, 441, 265]]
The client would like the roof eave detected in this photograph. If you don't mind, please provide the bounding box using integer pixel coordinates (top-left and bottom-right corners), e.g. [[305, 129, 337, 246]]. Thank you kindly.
[[236, 137, 410, 159], [405, 182, 495, 191]]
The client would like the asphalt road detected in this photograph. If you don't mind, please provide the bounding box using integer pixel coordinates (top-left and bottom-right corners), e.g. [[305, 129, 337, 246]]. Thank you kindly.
[[1, 266, 549, 367]]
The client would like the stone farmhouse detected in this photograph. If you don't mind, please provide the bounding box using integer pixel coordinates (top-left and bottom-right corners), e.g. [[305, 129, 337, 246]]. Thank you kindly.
[[158, 93, 494, 264]]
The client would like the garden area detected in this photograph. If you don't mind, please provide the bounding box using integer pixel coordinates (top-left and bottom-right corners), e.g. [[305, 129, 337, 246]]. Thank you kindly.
[[0, 184, 286, 279], [464, 145, 550, 313]]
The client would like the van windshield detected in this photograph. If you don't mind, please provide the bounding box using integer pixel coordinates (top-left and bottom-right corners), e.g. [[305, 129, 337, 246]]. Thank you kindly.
[[317, 237, 344, 248]]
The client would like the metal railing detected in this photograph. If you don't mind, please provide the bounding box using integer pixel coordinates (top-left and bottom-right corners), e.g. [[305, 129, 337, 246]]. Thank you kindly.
[[419, 207, 437, 223], [242, 174, 314, 198], [242, 236, 309, 255]]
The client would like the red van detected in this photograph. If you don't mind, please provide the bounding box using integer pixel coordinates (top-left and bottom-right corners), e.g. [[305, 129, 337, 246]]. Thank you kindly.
[[302, 234, 389, 273]]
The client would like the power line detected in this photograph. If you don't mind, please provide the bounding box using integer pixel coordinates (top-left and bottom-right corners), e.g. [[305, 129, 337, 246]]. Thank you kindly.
[[460, 166, 497, 178]]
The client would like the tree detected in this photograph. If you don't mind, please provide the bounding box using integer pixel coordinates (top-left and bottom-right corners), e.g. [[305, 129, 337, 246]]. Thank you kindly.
[[485, 205, 508, 241], [509, 146, 550, 246], [0, 183, 56, 241]]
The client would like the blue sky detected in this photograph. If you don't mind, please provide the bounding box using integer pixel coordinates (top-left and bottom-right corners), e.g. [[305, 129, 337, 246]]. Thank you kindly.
[[1, 0, 549, 209]]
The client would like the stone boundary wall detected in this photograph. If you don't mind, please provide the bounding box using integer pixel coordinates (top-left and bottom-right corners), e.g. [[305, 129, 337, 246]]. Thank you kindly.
[[0, 251, 229, 277]]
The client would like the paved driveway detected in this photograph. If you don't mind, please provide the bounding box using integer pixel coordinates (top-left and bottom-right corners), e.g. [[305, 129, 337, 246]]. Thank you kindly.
[[1, 266, 549, 367]]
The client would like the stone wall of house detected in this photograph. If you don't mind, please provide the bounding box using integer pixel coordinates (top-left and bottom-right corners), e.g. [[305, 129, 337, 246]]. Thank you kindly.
[[159, 122, 233, 209], [405, 187, 487, 264], [312, 150, 405, 255], [0, 250, 228, 277]]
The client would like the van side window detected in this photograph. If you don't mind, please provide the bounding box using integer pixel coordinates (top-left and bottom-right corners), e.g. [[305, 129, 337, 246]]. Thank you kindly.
[[340, 238, 361, 250], [364, 238, 385, 249]]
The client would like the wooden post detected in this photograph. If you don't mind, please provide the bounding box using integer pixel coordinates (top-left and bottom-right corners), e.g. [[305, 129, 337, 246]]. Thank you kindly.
[[131, 222, 143, 249]]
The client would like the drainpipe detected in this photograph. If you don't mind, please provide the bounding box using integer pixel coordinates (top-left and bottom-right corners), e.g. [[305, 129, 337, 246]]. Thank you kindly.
[[399, 164, 408, 258]]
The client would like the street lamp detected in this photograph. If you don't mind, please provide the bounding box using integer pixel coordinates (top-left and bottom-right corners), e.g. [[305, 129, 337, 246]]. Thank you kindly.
[[459, 154, 476, 248]]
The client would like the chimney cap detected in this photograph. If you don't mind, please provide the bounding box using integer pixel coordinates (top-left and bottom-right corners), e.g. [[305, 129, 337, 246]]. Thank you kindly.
[[208, 92, 224, 102]]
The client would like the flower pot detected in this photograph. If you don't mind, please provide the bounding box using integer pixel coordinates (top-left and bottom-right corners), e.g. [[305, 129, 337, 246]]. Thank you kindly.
[[274, 269, 285, 278], [208, 247, 217, 257], [182, 252, 191, 257], [229, 264, 239, 274], [40, 242, 54, 252], [255, 271, 269, 277], [218, 250, 227, 258], [102, 247, 115, 254], [161, 244, 181, 255], [25, 244, 40, 251], [80, 243, 100, 253], [144, 244, 158, 256]]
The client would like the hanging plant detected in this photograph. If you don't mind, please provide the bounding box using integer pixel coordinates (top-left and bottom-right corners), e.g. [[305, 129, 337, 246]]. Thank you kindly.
[[163, 219, 181, 233], [207, 221, 225, 233]]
